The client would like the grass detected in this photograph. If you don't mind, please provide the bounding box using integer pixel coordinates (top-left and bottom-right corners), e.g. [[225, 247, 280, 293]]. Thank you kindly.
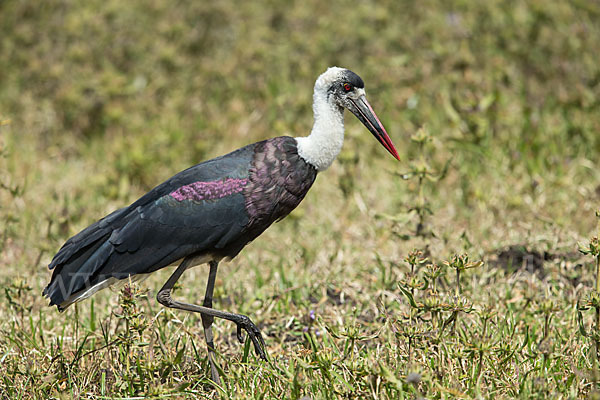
[[1, 0, 600, 398]]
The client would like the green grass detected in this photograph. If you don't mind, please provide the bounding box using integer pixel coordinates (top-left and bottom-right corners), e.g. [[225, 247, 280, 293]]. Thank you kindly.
[[1, 0, 600, 398]]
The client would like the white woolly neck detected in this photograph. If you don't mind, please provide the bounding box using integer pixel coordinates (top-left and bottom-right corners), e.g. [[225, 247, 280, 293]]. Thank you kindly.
[[295, 67, 346, 171]]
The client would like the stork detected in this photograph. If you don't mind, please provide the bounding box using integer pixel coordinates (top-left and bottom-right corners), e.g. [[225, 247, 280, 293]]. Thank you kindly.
[[44, 67, 400, 383]]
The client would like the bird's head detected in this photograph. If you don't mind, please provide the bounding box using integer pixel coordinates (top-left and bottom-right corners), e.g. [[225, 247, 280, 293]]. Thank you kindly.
[[315, 67, 400, 161]]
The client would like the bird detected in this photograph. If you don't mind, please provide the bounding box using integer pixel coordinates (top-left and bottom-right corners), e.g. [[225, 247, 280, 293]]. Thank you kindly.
[[43, 66, 400, 383]]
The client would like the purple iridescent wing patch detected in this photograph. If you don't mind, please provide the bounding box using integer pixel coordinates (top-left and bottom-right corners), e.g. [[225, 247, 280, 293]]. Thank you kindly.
[[170, 178, 249, 202]]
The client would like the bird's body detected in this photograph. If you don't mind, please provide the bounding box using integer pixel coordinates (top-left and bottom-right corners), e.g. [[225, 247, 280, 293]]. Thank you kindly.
[[44, 136, 317, 309], [44, 67, 400, 383]]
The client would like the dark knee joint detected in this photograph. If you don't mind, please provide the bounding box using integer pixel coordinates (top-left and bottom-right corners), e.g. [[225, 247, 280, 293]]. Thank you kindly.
[[156, 289, 173, 306]]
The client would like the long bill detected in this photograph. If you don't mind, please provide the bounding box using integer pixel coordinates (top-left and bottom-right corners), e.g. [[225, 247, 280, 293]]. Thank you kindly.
[[349, 96, 400, 160]]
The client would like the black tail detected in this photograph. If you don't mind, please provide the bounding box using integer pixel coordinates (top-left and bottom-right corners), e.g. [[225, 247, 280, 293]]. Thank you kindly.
[[43, 208, 126, 310]]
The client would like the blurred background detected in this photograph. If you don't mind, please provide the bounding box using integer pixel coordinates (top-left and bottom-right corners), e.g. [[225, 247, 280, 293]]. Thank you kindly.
[[2, 0, 599, 258], [1, 0, 600, 397]]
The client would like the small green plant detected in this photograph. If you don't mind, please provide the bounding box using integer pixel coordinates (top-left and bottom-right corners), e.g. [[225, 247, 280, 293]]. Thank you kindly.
[[461, 307, 496, 386], [394, 250, 483, 393], [4, 278, 33, 324], [394, 126, 450, 240], [578, 211, 600, 386], [113, 282, 152, 394], [402, 249, 429, 296], [442, 253, 484, 297]]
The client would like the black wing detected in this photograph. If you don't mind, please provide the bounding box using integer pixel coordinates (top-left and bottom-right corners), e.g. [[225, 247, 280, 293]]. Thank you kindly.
[[44, 143, 256, 310]]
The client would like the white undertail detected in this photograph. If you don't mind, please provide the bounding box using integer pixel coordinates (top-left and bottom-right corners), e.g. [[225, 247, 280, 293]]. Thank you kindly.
[[295, 67, 346, 171]]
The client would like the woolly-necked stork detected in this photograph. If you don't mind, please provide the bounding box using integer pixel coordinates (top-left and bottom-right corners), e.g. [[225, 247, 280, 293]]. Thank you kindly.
[[44, 67, 400, 383]]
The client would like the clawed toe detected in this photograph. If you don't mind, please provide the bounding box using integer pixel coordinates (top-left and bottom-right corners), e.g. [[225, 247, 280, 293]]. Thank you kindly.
[[236, 324, 245, 343], [235, 315, 268, 360]]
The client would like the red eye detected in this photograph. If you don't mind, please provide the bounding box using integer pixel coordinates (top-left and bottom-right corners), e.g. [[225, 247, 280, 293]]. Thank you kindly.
[[343, 83, 352, 92]]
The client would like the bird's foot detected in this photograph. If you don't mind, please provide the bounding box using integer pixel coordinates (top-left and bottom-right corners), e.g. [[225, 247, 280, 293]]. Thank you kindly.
[[235, 315, 267, 360]]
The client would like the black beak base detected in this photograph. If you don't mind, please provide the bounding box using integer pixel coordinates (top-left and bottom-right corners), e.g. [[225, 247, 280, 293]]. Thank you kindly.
[[348, 96, 400, 160]]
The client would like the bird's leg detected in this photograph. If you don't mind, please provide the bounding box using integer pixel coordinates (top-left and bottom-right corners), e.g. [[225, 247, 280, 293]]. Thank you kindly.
[[156, 258, 268, 365], [201, 260, 220, 384]]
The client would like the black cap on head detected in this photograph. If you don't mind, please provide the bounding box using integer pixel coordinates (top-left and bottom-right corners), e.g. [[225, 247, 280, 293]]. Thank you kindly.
[[343, 70, 364, 89]]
